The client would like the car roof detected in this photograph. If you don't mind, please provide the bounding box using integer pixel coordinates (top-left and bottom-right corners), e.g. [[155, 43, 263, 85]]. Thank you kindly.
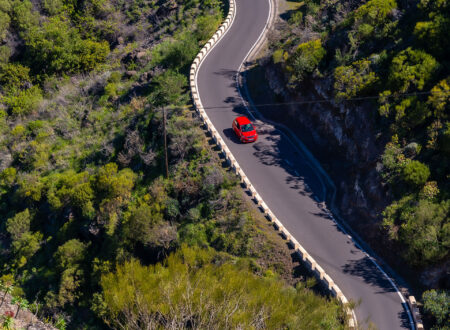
[[236, 116, 251, 125]]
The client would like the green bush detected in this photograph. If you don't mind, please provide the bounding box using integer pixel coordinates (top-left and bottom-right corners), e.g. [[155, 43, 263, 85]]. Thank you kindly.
[[195, 13, 222, 43], [334, 59, 378, 100], [10, 0, 39, 33], [97, 246, 344, 329], [54, 239, 88, 270], [0, 45, 10, 64], [149, 70, 188, 106], [402, 160, 430, 187], [422, 290, 449, 327], [286, 39, 326, 84], [24, 17, 109, 74], [150, 31, 198, 70], [0, 63, 32, 92], [388, 48, 439, 92], [383, 197, 449, 265], [6, 208, 31, 241], [3, 85, 42, 116], [0, 11, 10, 40], [42, 0, 64, 15], [353, 0, 396, 27], [272, 49, 284, 64]]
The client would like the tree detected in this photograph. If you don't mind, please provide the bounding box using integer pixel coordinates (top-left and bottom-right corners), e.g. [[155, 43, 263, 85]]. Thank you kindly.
[[11, 297, 29, 318], [149, 70, 188, 107], [54, 240, 88, 307], [11, 231, 43, 263], [383, 197, 449, 265], [422, 290, 449, 327], [122, 202, 164, 247], [286, 39, 326, 84], [3, 85, 42, 117], [427, 77, 450, 119], [0, 167, 17, 188], [389, 48, 439, 92], [0, 282, 13, 308], [24, 16, 109, 75], [402, 160, 430, 187], [0, 10, 10, 41], [94, 163, 136, 202], [414, 14, 450, 59], [353, 0, 397, 27], [0, 63, 32, 92], [54, 239, 87, 270], [334, 59, 378, 100], [6, 209, 31, 241], [97, 246, 344, 329]]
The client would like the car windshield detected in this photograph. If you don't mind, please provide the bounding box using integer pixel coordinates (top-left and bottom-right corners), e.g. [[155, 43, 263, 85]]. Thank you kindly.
[[241, 123, 254, 132]]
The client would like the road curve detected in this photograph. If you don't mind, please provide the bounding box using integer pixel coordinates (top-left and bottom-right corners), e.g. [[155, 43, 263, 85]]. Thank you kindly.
[[195, 0, 411, 329]]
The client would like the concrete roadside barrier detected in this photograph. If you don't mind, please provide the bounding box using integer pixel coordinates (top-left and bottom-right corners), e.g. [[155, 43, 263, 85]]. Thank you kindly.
[[408, 296, 424, 329]]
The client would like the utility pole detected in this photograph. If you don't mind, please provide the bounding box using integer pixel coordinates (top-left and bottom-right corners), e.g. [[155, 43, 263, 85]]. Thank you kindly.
[[163, 107, 169, 178]]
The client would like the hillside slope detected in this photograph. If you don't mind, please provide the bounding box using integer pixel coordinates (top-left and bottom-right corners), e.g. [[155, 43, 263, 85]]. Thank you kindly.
[[0, 0, 346, 327]]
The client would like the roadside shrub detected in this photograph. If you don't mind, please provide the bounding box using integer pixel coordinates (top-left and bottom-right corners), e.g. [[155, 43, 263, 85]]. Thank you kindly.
[[272, 49, 284, 64], [422, 290, 450, 328], [286, 39, 326, 84], [383, 197, 449, 265], [195, 13, 222, 44], [97, 246, 344, 329], [150, 31, 198, 70]]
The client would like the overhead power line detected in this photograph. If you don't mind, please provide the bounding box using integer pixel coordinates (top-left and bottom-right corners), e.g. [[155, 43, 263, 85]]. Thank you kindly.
[[192, 90, 450, 110]]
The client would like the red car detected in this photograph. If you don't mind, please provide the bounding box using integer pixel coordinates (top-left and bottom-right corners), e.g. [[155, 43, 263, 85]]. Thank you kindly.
[[232, 116, 258, 143]]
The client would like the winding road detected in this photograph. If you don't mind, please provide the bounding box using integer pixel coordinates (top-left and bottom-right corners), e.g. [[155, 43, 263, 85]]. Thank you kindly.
[[195, 0, 412, 328]]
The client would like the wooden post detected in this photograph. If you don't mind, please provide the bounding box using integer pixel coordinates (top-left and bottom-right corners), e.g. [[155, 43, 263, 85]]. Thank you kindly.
[[163, 107, 169, 178]]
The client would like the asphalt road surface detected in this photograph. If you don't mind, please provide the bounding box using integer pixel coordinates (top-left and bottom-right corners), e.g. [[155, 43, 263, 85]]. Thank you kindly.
[[195, 0, 412, 328]]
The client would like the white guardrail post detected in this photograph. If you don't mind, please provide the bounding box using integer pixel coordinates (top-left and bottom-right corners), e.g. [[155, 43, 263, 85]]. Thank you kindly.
[[189, 1, 360, 328]]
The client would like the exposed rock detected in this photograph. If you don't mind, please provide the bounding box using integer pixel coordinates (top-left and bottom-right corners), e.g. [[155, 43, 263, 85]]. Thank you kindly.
[[125, 70, 138, 77], [260, 59, 389, 229], [404, 142, 420, 158], [0, 293, 56, 330]]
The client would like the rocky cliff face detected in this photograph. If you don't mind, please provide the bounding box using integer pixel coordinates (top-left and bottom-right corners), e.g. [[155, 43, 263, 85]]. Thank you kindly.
[[263, 60, 390, 236]]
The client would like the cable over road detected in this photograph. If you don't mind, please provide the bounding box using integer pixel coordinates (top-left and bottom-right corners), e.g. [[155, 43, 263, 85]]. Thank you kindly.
[[195, 0, 413, 328]]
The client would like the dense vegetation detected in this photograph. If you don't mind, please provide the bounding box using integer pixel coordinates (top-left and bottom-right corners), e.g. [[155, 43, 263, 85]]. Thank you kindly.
[[271, 0, 448, 326], [272, 0, 449, 269], [96, 246, 344, 329], [0, 0, 345, 327]]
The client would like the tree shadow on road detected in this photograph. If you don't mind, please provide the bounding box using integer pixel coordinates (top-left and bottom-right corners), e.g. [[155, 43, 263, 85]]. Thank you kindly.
[[342, 257, 397, 294]]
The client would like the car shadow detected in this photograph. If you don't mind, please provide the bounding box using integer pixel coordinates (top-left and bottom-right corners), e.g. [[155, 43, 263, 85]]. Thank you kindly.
[[223, 127, 242, 144]]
